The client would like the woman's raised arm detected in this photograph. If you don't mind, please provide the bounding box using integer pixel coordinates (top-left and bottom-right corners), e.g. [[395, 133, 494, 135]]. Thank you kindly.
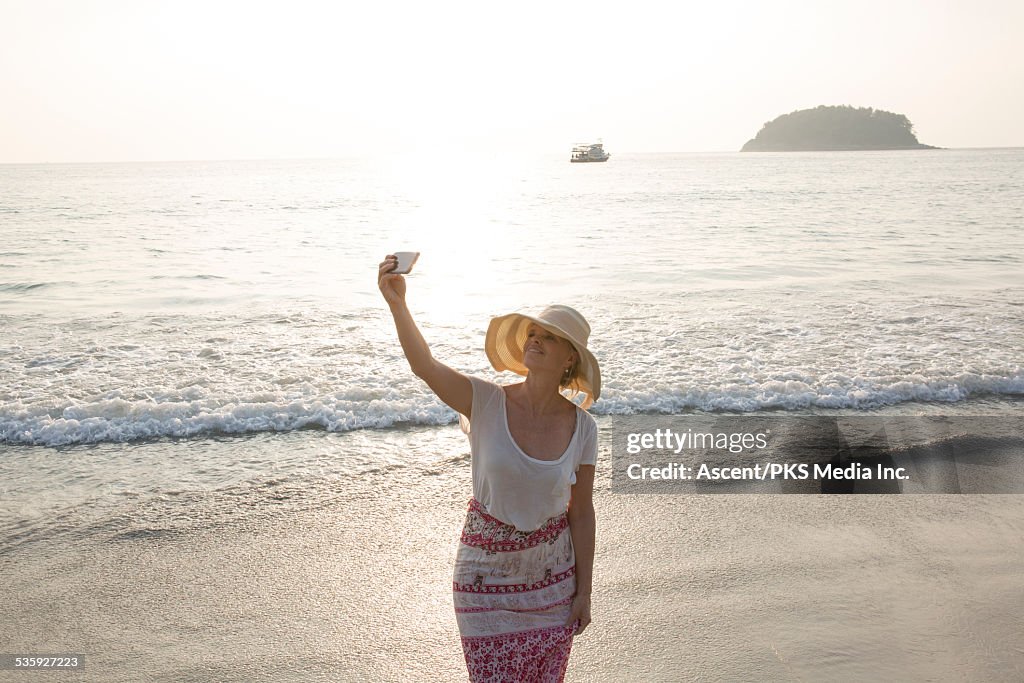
[[378, 255, 473, 418]]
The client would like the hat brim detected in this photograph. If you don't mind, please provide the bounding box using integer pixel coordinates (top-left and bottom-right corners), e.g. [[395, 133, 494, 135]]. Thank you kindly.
[[485, 313, 601, 409]]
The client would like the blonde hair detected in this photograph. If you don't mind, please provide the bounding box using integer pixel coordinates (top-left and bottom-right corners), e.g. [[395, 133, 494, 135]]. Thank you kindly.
[[559, 345, 582, 391]]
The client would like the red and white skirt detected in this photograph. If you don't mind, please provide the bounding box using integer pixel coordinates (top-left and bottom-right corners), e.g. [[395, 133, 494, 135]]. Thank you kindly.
[[453, 498, 577, 683]]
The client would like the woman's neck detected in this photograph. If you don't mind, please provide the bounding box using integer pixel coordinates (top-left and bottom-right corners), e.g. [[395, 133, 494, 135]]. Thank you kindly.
[[515, 373, 566, 417]]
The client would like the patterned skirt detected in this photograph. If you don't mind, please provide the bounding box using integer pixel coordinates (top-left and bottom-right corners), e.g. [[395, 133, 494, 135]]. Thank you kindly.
[[453, 498, 577, 683]]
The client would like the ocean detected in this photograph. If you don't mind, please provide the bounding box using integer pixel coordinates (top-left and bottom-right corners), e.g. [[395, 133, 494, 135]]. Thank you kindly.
[[2, 150, 1023, 681]]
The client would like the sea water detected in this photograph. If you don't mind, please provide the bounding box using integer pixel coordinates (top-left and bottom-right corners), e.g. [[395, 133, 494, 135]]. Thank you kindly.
[[1, 149, 1022, 531]]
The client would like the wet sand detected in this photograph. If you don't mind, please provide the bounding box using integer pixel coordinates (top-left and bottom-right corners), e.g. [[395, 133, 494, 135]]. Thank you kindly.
[[3, 449, 1024, 683]]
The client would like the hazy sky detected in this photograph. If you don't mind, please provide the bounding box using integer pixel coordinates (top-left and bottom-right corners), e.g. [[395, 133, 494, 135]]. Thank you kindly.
[[1, 0, 1022, 162]]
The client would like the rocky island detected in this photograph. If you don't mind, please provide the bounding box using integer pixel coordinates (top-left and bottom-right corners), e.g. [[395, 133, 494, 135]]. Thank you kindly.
[[741, 105, 937, 152]]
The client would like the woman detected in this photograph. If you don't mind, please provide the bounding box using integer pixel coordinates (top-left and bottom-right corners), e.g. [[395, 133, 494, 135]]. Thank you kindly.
[[378, 254, 599, 683]]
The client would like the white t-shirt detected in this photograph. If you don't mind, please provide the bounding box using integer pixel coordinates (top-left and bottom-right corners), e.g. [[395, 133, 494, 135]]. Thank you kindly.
[[458, 376, 598, 532]]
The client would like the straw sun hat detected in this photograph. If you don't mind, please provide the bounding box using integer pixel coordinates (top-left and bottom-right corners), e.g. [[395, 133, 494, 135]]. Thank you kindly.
[[485, 305, 601, 409]]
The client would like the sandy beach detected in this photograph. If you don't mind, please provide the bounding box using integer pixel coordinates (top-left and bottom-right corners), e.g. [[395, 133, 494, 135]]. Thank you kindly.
[[4, 430, 1023, 683]]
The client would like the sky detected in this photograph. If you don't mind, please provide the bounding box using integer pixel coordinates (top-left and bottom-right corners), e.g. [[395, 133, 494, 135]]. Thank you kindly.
[[1, 0, 1022, 163]]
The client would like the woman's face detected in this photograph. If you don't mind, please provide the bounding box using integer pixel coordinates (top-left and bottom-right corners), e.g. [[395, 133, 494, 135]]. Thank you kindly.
[[523, 323, 576, 376]]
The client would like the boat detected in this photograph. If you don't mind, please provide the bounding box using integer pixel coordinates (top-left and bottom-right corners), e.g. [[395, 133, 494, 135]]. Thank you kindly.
[[570, 141, 610, 163]]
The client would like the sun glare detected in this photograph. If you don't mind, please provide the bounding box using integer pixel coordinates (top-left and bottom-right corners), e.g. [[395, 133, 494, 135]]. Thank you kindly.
[[372, 148, 522, 322]]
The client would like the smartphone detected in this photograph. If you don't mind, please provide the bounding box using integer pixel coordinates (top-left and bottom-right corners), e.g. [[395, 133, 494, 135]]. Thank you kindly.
[[392, 251, 420, 275]]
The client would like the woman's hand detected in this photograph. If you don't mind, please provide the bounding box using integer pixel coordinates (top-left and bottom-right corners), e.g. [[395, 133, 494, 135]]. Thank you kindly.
[[566, 593, 591, 636], [378, 255, 406, 307]]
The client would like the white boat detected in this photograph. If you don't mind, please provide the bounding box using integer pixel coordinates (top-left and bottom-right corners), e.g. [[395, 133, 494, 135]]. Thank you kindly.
[[570, 142, 610, 163]]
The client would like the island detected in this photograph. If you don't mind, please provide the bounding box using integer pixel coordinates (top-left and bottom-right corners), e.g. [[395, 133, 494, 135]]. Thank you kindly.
[[741, 105, 937, 152]]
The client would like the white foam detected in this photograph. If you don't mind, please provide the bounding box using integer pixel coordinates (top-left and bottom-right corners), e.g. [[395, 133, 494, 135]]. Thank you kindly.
[[591, 372, 1024, 414], [2, 371, 1022, 446], [0, 391, 459, 447]]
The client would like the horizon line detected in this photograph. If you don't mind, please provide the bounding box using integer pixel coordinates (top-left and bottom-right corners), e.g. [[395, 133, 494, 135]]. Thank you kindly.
[[2, 146, 1023, 166]]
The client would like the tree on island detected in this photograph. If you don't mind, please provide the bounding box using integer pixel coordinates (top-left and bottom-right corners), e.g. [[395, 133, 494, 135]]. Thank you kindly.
[[741, 105, 936, 151]]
